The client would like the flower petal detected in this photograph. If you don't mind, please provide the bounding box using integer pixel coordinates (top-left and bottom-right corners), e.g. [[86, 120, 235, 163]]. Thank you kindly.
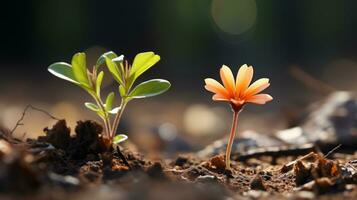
[[212, 94, 230, 101], [246, 94, 273, 104], [204, 78, 229, 97], [236, 64, 254, 97], [220, 65, 235, 96], [244, 78, 270, 97]]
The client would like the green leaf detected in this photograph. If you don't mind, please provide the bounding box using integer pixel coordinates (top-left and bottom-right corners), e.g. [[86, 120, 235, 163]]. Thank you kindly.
[[129, 52, 160, 84], [113, 134, 128, 144], [113, 56, 125, 76], [105, 57, 123, 85], [96, 51, 118, 68], [105, 92, 115, 111], [48, 62, 79, 84], [85, 102, 100, 112], [129, 79, 170, 99], [119, 85, 126, 97], [96, 71, 104, 97], [72, 52, 90, 87]]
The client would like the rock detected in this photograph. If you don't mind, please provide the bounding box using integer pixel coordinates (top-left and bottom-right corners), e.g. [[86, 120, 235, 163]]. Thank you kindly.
[[243, 190, 269, 199], [196, 175, 217, 183], [146, 162, 166, 179], [250, 175, 267, 191], [174, 155, 188, 167], [339, 160, 357, 184], [276, 92, 357, 147], [295, 191, 315, 199], [208, 155, 226, 170], [48, 172, 79, 188], [0, 140, 41, 193], [294, 160, 312, 186], [0, 139, 12, 157], [183, 165, 213, 181], [313, 177, 345, 194]]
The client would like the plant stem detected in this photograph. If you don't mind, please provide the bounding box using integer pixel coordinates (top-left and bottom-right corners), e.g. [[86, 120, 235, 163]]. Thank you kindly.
[[225, 109, 240, 170], [94, 97, 111, 138], [111, 99, 127, 138], [98, 97, 112, 134]]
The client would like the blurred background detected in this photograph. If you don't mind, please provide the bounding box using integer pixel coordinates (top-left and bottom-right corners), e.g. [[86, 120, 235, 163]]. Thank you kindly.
[[1, 0, 357, 156]]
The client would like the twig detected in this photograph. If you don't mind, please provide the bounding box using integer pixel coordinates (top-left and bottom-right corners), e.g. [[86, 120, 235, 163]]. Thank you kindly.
[[116, 146, 131, 170], [324, 144, 342, 158], [233, 143, 317, 162], [10, 105, 60, 135], [289, 66, 336, 95], [283, 152, 317, 168]]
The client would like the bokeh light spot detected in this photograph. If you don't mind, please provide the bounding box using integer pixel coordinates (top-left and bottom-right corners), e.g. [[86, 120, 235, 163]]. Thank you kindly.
[[211, 0, 257, 35]]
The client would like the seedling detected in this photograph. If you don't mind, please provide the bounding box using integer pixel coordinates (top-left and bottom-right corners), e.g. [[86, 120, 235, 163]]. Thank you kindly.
[[204, 64, 273, 169], [48, 51, 171, 150]]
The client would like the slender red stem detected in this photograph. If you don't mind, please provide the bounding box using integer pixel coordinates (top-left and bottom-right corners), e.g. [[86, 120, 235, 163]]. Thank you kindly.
[[225, 109, 240, 170]]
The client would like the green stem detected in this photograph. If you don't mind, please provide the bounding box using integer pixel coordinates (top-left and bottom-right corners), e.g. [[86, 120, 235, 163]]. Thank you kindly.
[[225, 109, 240, 170], [98, 97, 112, 134], [111, 99, 127, 138], [94, 96, 111, 138]]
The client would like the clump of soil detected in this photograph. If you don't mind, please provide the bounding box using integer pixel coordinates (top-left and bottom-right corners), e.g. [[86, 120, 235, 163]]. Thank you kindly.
[[40, 120, 70, 150], [40, 120, 106, 159]]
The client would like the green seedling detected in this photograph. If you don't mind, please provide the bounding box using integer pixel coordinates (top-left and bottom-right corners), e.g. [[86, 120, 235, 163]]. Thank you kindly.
[[48, 51, 171, 150]]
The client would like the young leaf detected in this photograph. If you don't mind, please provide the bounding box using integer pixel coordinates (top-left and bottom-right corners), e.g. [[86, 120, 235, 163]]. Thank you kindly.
[[112, 55, 124, 64], [105, 57, 123, 85], [85, 102, 100, 112], [96, 71, 104, 97], [105, 92, 115, 111], [48, 62, 79, 84], [129, 52, 160, 83], [72, 52, 91, 87], [108, 107, 120, 114], [129, 79, 170, 99], [96, 51, 118, 68], [119, 85, 126, 97], [113, 134, 128, 144]]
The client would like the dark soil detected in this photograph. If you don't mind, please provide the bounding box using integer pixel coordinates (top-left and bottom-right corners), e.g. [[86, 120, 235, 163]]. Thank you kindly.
[[0, 120, 356, 200]]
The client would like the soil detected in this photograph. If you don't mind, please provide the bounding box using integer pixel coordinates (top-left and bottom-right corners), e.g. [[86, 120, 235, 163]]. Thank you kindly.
[[0, 119, 357, 200]]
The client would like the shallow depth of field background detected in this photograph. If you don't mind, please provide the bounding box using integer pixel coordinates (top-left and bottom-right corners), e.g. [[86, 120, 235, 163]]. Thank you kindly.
[[1, 0, 357, 155]]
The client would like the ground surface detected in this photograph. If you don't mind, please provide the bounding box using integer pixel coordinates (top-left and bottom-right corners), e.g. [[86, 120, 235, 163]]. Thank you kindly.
[[0, 119, 356, 200]]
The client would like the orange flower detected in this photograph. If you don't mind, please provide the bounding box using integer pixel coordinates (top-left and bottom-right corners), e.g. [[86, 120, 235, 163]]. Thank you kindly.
[[204, 64, 273, 170], [205, 64, 273, 110]]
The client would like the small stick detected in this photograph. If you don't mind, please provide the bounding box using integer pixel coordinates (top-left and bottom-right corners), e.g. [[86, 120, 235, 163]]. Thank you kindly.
[[324, 144, 342, 158], [290, 66, 336, 95], [116, 146, 131, 170], [233, 143, 316, 162], [283, 152, 317, 168], [10, 105, 60, 135]]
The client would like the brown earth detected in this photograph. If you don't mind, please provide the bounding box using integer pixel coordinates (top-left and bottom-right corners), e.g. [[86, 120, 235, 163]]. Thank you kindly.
[[0, 120, 356, 200]]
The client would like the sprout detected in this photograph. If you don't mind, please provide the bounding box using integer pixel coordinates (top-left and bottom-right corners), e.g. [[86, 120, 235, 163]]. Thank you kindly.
[[204, 64, 272, 170], [48, 51, 171, 150]]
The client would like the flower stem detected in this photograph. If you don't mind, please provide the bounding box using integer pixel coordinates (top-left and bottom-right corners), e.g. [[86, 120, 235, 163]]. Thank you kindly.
[[225, 109, 240, 170]]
